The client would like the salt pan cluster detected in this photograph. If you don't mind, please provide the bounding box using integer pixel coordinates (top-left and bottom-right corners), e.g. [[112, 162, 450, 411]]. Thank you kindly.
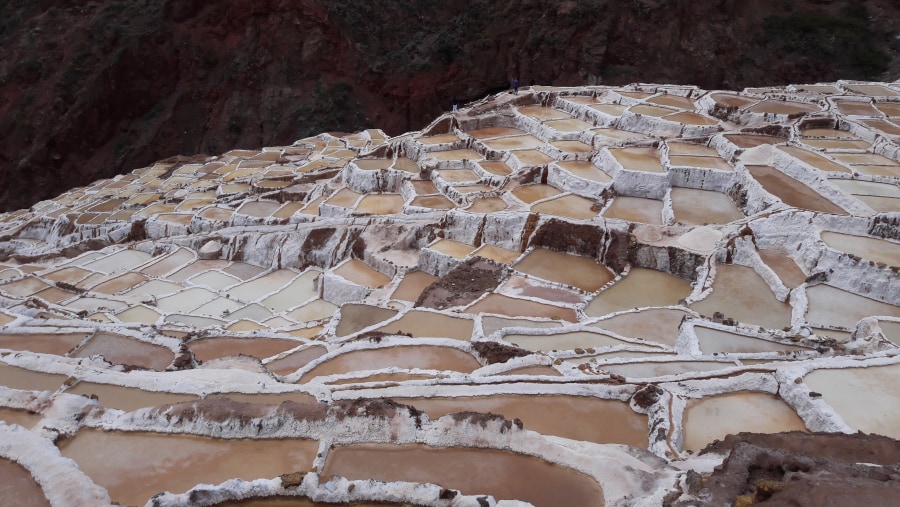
[[1, 80, 899, 506]]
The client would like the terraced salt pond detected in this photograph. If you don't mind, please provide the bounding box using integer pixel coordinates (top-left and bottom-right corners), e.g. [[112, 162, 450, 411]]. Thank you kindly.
[[299, 345, 481, 382], [60, 430, 319, 507], [0, 458, 49, 507], [393, 395, 647, 445], [821, 231, 899, 267], [689, 264, 792, 330], [681, 393, 806, 451], [804, 365, 900, 438], [322, 444, 604, 507]]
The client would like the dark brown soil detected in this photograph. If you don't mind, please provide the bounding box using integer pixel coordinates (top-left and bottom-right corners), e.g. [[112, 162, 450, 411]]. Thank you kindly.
[[471, 341, 532, 364], [416, 257, 504, 310], [679, 432, 900, 507]]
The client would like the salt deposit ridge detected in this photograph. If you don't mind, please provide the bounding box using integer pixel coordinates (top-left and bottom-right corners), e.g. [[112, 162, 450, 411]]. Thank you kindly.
[[1, 80, 899, 506]]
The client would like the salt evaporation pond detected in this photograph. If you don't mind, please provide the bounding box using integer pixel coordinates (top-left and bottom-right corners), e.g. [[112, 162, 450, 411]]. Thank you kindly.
[[394, 394, 647, 445], [322, 444, 604, 507], [0, 458, 50, 507], [682, 393, 806, 451], [804, 365, 900, 438], [60, 429, 319, 507]]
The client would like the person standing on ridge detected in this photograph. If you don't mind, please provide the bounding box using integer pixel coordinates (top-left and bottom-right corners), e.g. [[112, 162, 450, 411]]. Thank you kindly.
[[452, 97, 458, 112], [513, 78, 520, 95]]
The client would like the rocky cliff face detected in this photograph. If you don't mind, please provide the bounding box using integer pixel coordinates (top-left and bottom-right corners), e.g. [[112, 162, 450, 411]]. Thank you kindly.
[[1, 0, 898, 211]]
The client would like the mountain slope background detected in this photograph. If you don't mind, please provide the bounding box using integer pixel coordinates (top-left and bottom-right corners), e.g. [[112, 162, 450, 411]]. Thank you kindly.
[[1, 0, 898, 211]]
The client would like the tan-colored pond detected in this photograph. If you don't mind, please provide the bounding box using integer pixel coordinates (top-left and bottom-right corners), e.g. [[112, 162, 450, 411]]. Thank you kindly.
[[803, 365, 899, 439], [500, 365, 562, 376], [551, 140, 593, 153], [60, 429, 319, 507], [532, 194, 600, 220], [723, 134, 782, 149], [590, 103, 627, 116], [355, 194, 404, 215], [428, 149, 482, 162], [479, 161, 513, 176], [504, 329, 630, 352], [805, 285, 900, 329], [545, 118, 595, 132], [0, 407, 40, 428], [334, 305, 399, 338], [668, 155, 733, 171], [585, 268, 692, 317], [0, 332, 88, 356], [190, 338, 301, 362], [689, 264, 792, 330], [375, 310, 474, 340], [802, 139, 871, 150], [556, 161, 613, 183], [285, 299, 337, 324], [602, 196, 664, 225], [428, 239, 476, 260], [517, 106, 571, 121], [466, 294, 577, 322], [66, 382, 197, 412], [880, 321, 900, 347], [835, 101, 880, 116], [629, 104, 673, 117], [483, 135, 547, 151], [481, 316, 563, 337], [511, 184, 562, 204], [746, 165, 847, 215], [72, 333, 175, 371], [664, 112, 718, 126], [601, 361, 734, 379], [514, 248, 614, 292], [473, 244, 520, 264], [299, 346, 479, 382], [758, 249, 807, 288], [90, 272, 150, 295], [875, 102, 900, 116], [748, 100, 821, 115], [777, 146, 850, 174], [0, 364, 65, 392], [391, 271, 438, 302], [671, 188, 744, 225], [592, 128, 648, 142], [334, 260, 391, 288], [694, 327, 807, 354], [648, 94, 695, 109], [609, 147, 663, 173], [228, 269, 298, 301], [501, 275, 584, 304], [322, 444, 604, 507], [821, 231, 899, 267], [800, 127, 857, 138], [0, 458, 50, 507], [396, 394, 646, 445], [592, 308, 689, 347], [682, 393, 806, 451], [511, 150, 554, 166], [266, 346, 328, 376], [410, 195, 455, 209], [710, 93, 758, 108]]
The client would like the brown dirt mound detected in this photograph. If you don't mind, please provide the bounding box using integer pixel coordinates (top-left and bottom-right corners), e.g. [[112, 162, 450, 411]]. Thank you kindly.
[[679, 432, 900, 507], [416, 257, 504, 310]]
